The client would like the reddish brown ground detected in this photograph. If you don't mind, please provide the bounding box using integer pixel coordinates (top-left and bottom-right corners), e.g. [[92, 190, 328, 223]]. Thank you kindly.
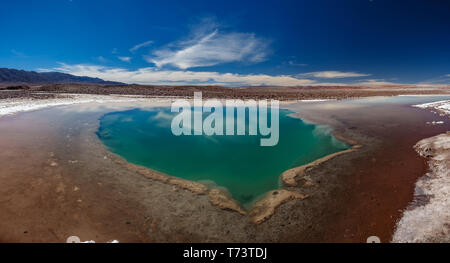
[[1, 83, 448, 100], [321, 136, 429, 242]]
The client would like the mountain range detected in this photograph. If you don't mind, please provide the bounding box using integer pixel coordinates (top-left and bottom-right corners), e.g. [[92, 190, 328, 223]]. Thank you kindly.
[[0, 68, 122, 85]]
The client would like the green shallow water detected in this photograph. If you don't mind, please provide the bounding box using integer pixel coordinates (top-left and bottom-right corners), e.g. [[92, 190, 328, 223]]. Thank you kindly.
[[97, 107, 349, 206]]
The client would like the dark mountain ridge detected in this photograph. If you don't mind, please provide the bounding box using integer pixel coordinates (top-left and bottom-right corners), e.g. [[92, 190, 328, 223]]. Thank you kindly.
[[0, 68, 123, 85]]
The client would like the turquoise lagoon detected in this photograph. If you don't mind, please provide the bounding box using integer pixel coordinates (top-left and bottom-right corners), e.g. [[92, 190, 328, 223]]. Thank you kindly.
[[97, 107, 349, 206]]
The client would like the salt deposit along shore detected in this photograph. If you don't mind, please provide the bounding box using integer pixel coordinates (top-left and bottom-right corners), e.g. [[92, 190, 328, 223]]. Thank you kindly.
[[0, 94, 153, 117], [392, 100, 450, 242], [413, 99, 450, 115]]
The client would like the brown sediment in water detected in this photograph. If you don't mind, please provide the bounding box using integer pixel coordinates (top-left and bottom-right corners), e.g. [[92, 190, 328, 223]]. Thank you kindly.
[[115, 155, 246, 214], [0, 97, 449, 242], [282, 101, 450, 243], [121, 159, 209, 195], [281, 143, 361, 187]]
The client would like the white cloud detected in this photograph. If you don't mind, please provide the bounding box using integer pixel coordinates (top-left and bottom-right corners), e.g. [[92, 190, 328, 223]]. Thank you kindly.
[[297, 71, 370, 78], [288, 61, 307, 66], [96, 56, 107, 63], [118, 56, 131, 62], [11, 49, 28, 58], [52, 63, 315, 86], [147, 27, 269, 69], [129, 40, 154, 53]]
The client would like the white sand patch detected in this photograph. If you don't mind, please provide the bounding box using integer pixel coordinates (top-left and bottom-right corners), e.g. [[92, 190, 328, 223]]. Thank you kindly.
[[392, 132, 450, 243], [0, 94, 150, 118], [413, 100, 450, 115]]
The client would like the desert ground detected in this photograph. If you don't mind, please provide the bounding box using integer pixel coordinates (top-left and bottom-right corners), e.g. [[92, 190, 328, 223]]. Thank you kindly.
[[0, 83, 449, 100]]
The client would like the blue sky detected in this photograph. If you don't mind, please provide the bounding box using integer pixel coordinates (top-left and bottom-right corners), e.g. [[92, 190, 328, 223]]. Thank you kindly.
[[1, 0, 449, 86]]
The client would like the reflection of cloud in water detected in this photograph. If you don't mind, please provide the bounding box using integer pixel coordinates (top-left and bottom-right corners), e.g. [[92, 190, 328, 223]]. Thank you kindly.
[[120, 116, 134, 122], [151, 111, 174, 121]]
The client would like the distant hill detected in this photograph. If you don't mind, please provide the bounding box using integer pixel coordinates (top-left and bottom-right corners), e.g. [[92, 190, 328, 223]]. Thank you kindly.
[[0, 68, 123, 85]]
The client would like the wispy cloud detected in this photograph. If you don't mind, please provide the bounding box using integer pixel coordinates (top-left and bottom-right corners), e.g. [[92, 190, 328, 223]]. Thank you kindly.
[[288, 61, 307, 67], [52, 63, 315, 86], [118, 56, 131, 62], [297, 71, 370, 78], [130, 40, 154, 53], [11, 49, 28, 58], [147, 22, 269, 69]]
